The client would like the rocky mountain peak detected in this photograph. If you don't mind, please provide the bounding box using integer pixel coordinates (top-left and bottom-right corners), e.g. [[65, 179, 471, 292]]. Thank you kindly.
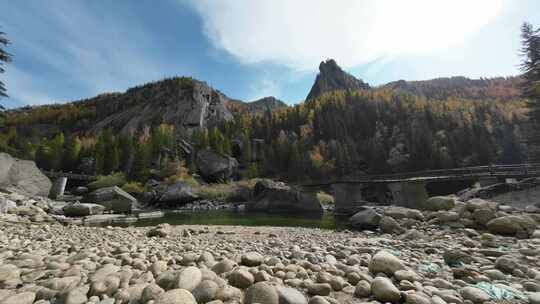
[[306, 59, 370, 100]]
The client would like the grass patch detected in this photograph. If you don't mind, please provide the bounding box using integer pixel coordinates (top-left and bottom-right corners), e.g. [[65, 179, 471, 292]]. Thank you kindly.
[[193, 178, 261, 202], [88, 172, 126, 190], [317, 191, 335, 205], [121, 181, 145, 194]]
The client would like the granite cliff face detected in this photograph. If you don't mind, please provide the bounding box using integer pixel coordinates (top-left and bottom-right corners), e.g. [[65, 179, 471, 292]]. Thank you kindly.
[[306, 59, 370, 100], [89, 78, 234, 135], [4, 77, 290, 138]]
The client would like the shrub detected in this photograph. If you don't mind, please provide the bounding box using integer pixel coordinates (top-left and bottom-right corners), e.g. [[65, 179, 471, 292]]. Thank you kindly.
[[121, 181, 145, 194], [162, 160, 199, 187], [317, 191, 334, 205], [87, 172, 126, 190]]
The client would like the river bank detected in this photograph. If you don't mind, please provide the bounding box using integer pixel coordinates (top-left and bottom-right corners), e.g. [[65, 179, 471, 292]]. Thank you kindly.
[[1, 216, 540, 304]]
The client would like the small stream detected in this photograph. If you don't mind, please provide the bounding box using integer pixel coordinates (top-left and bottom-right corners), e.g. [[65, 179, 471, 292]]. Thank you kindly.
[[130, 210, 348, 230]]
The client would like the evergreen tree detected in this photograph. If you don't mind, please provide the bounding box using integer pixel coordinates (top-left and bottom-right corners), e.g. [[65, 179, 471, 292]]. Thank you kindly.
[[94, 134, 105, 175], [0, 30, 12, 99], [63, 136, 81, 171], [49, 133, 65, 170], [520, 22, 540, 160]]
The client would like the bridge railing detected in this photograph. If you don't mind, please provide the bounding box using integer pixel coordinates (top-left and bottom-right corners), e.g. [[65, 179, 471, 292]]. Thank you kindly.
[[304, 163, 540, 186]]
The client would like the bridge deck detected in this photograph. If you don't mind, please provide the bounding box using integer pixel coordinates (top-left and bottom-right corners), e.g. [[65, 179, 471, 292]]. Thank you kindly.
[[41, 170, 97, 181], [302, 163, 540, 187]]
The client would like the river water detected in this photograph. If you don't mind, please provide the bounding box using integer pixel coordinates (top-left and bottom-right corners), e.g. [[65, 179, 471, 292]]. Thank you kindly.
[[132, 210, 348, 230]]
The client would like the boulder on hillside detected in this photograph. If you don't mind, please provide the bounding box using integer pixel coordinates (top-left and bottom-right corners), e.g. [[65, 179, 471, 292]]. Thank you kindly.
[[0, 152, 52, 197], [196, 149, 238, 183], [349, 207, 382, 230], [486, 215, 537, 237], [83, 186, 136, 213], [143, 181, 199, 207], [247, 179, 323, 214], [63, 203, 105, 217]]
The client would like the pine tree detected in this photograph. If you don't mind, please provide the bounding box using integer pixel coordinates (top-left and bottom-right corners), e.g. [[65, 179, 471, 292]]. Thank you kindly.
[[94, 134, 105, 175], [63, 136, 81, 171], [49, 133, 65, 170], [0, 30, 12, 99], [520, 22, 540, 160]]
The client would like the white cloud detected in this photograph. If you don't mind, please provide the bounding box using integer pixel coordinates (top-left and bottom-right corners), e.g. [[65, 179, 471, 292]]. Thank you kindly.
[[191, 0, 506, 71], [249, 76, 281, 101]]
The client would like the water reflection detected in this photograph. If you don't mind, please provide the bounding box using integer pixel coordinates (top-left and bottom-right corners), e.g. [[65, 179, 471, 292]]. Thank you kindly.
[[131, 210, 349, 230]]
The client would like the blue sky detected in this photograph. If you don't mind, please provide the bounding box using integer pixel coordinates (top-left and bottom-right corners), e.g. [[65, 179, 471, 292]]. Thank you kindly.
[[1, 0, 539, 108]]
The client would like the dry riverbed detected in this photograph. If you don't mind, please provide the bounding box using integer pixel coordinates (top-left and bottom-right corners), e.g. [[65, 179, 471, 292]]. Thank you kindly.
[[1, 217, 540, 304]]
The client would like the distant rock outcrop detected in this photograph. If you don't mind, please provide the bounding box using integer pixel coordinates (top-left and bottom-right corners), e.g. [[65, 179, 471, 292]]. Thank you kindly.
[[0, 152, 51, 197], [306, 59, 370, 100], [227, 96, 287, 114]]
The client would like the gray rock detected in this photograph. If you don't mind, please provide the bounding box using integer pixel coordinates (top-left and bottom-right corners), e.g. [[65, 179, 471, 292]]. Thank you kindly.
[[307, 283, 332, 296], [145, 181, 198, 206], [0, 292, 36, 304], [175, 266, 202, 291], [242, 252, 264, 266], [384, 206, 424, 221], [405, 293, 431, 304], [156, 289, 197, 304], [244, 282, 279, 304], [443, 249, 475, 266], [487, 215, 537, 237], [141, 284, 165, 302], [0, 198, 16, 213], [196, 150, 238, 183], [192, 280, 218, 303], [63, 203, 105, 217], [147, 224, 172, 238], [307, 296, 331, 304], [425, 196, 455, 211], [529, 292, 540, 304], [248, 179, 323, 214], [371, 277, 401, 303], [349, 207, 382, 230], [83, 186, 136, 213], [275, 285, 307, 304], [379, 216, 405, 234], [460, 286, 490, 303], [0, 152, 51, 197], [472, 208, 496, 226], [368, 250, 405, 275], [354, 280, 371, 298], [212, 260, 235, 274], [229, 269, 254, 289]]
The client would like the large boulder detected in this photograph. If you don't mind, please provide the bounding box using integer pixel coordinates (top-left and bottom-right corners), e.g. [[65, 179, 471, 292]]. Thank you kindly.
[[83, 186, 136, 213], [143, 181, 198, 206], [349, 207, 382, 230], [247, 179, 323, 214], [63, 203, 106, 217], [424, 196, 455, 211], [196, 150, 238, 183], [0, 153, 51, 197], [486, 215, 537, 237]]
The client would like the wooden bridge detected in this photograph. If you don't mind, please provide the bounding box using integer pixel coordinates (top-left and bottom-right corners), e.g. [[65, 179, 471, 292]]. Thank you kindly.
[[303, 163, 540, 186], [41, 170, 97, 181], [301, 163, 540, 214]]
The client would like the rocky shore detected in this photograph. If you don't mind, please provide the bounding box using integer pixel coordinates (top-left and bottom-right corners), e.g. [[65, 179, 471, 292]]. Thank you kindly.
[[1, 197, 540, 304]]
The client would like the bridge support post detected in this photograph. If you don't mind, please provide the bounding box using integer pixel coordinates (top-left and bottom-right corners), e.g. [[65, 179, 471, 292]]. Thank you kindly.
[[49, 177, 67, 199], [332, 183, 365, 215], [387, 181, 428, 209]]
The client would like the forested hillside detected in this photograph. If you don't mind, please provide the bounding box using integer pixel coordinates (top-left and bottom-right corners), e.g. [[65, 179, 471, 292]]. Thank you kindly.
[[0, 69, 528, 184]]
